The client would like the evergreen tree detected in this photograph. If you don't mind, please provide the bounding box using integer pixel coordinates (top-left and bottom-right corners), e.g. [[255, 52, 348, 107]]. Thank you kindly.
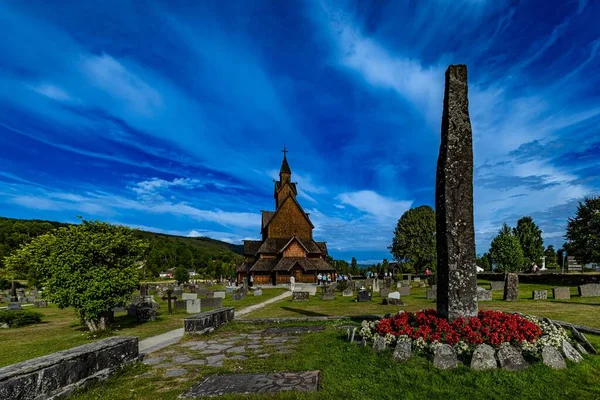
[[174, 265, 190, 284], [489, 223, 525, 273], [565, 195, 600, 264], [389, 205, 437, 274], [513, 216, 544, 268], [544, 245, 558, 267]]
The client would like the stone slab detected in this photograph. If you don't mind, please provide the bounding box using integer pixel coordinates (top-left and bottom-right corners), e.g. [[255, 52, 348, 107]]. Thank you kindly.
[[213, 291, 226, 299], [490, 281, 505, 291], [426, 289, 437, 300], [201, 297, 223, 309], [552, 287, 571, 300], [292, 292, 309, 302], [262, 326, 325, 335], [397, 287, 411, 296], [7, 303, 21, 311], [532, 290, 548, 300], [180, 371, 321, 397], [497, 345, 528, 371], [503, 273, 519, 301], [322, 292, 335, 301], [253, 289, 263, 296], [342, 289, 354, 297], [382, 298, 404, 306], [187, 299, 201, 314], [182, 293, 198, 301], [477, 287, 492, 301], [184, 307, 234, 334], [388, 291, 401, 300], [357, 291, 372, 302], [470, 343, 497, 370], [578, 283, 600, 297]]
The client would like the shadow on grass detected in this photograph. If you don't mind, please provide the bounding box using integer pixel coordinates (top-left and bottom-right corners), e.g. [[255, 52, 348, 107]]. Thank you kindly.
[[279, 307, 329, 317], [551, 300, 600, 306]]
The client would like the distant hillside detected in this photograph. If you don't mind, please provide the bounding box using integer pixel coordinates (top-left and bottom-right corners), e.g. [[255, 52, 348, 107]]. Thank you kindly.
[[0, 217, 243, 277]]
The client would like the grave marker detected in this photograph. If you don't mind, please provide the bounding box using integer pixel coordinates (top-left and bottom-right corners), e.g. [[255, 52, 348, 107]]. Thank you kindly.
[[503, 273, 519, 301], [552, 287, 571, 300]]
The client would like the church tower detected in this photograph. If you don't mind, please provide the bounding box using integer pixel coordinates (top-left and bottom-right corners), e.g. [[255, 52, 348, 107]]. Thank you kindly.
[[274, 146, 297, 209]]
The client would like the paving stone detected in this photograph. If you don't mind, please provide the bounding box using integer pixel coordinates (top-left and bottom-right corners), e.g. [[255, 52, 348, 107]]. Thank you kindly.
[[227, 346, 246, 354], [262, 326, 325, 335], [152, 363, 174, 369], [230, 355, 247, 360], [181, 341, 207, 349], [200, 349, 224, 355], [143, 356, 165, 366], [258, 354, 270, 358], [206, 354, 226, 367], [180, 371, 321, 397], [185, 359, 207, 366], [247, 344, 263, 350], [542, 346, 566, 369], [205, 344, 233, 352], [165, 368, 187, 378], [173, 355, 193, 363]]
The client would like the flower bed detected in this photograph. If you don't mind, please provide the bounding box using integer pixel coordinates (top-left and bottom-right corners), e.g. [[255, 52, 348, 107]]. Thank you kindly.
[[360, 309, 568, 356]]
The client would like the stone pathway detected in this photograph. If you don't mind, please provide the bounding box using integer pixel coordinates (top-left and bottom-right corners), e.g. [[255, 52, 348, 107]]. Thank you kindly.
[[138, 290, 291, 355]]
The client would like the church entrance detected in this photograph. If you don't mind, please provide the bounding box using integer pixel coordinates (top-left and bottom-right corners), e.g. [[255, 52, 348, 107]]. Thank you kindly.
[[293, 268, 302, 282]]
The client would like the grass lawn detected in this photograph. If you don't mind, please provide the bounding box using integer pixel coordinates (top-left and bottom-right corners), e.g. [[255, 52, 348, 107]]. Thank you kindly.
[[245, 281, 600, 329], [70, 321, 600, 400], [0, 288, 287, 368]]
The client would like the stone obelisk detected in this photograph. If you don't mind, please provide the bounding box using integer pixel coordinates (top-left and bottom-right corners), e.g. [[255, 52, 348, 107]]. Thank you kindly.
[[435, 64, 478, 320]]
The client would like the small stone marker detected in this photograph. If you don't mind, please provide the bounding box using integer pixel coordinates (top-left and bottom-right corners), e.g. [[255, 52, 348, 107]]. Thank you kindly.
[[380, 288, 391, 298], [532, 290, 547, 300], [180, 371, 321, 397], [292, 292, 309, 302], [503, 273, 519, 301], [372, 279, 380, 293], [213, 291, 226, 299], [470, 343, 497, 370], [477, 287, 492, 301], [186, 299, 201, 314], [201, 297, 223, 309], [552, 287, 570, 300], [33, 300, 48, 308], [497, 345, 528, 371], [382, 298, 403, 306], [342, 289, 354, 297], [433, 344, 458, 369], [426, 289, 437, 300], [578, 283, 600, 298], [561, 340, 583, 362], [388, 291, 401, 300], [253, 289, 263, 296], [7, 303, 21, 311], [182, 293, 198, 301], [175, 300, 187, 310], [225, 287, 234, 293], [490, 281, 504, 291], [357, 290, 371, 302], [393, 341, 412, 362], [541, 346, 566, 369], [373, 336, 386, 353], [398, 287, 411, 296], [232, 291, 246, 301]]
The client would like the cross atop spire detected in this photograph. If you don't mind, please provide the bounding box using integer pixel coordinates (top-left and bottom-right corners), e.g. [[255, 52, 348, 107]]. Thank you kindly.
[[281, 146, 288, 157], [279, 146, 291, 176]]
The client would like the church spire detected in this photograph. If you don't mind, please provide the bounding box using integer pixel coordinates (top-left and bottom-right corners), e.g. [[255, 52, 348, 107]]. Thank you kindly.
[[279, 146, 291, 180]]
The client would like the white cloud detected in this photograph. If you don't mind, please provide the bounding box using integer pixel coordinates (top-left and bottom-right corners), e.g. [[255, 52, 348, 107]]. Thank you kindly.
[[131, 177, 203, 195], [28, 83, 72, 102], [337, 190, 412, 220]]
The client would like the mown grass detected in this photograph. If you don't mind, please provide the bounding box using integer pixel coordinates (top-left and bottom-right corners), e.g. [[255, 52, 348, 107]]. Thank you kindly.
[[0, 288, 287, 367], [71, 321, 600, 400], [246, 281, 600, 329]]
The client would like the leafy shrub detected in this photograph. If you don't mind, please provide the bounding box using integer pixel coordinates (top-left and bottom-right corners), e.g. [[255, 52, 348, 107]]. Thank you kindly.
[[0, 310, 43, 327], [0, 278, 25, 290], [337, 280, 349, 291]]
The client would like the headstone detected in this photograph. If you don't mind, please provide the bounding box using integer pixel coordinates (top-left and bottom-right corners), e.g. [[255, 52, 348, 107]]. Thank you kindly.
[[552, 287, 570, 300], [578, 283, 600, 298], [304, 286, 317, 296], [9, 282, 18, 303], [382, 298, 403, 306], [532, 290, 547, 300], [253, 289, 263, 296], [435, 65, 478, 320], [213, 291, 226, 299], [413, 277, 421, 282], [430, 284, 437, 291], [225, 287, 234, 293], [401, 280, 410, 287], [475, 287, 491, 301], [365, 278, 373, 287], [470, 343, 497, 370], [575, 343, 588, 355], [7, 303, 21, 311], [398, 287, 411, 296], [175, 300, 187, 310], [322, 286, 335, 301], [426, 289, 437, 300], [357, 290, 372, 302], [503, 273, 519, 301], [232, 291, 246, 301], [541, 346, 566, 369], [186, 299, 201, 314], [561, 340, 583, 362], [182, 293, 198, 301], [490, 281, 505, 291], [342, 289, 354, 297], [380, 288, 391, 298], [388, 291, 401, 300], [197, 286, 209, 296], [497, 345, 528, 371], [128, 296, 159, 321], [205, 291, 216, 298], [392, 341, 412, 362], [33, 300, 48, 308], [433, 344, 458, 369], [292, 292, 309, 302], [201, 297, 223, 309], [373, 336, 386, 352], [382, 278, 393, 289], [173, 288, 184, 298], [571, 327, 597, 355], [372, 279, 380, 293]]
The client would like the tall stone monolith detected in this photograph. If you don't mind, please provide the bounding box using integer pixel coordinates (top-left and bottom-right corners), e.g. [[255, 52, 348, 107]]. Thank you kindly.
[[435, 64, 478, 320]]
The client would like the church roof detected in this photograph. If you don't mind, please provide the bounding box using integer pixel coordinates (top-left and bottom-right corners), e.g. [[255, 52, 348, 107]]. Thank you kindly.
[[236, 261, 250, 273], [309, 257, 335, 271], [257, 237, 323, 255], [261, 211, 275, 229], [249, 258, 278, 272], [280, 155, 291, 175], [262, 194, 314, 230], [315, 242, 328, 255], [279, 236, 310, 254], [243, 240, 262, 256], [275, 181, 297, 195], [274, 257, 314, 271]]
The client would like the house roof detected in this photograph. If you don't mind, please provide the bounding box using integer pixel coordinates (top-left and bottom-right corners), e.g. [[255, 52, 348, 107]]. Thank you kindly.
[[257, 237, 323, 255], [249, 258, 278, 272]]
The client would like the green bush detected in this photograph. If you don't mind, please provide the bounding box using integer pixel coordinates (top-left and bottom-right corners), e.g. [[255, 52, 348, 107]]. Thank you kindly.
[[337, 280, 349, 292], [0, 278, 25, 291], [0, 310, 43, 327]]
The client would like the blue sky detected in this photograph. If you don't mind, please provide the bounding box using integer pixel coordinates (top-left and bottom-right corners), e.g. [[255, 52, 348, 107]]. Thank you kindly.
[[1, 1, 599, 264]]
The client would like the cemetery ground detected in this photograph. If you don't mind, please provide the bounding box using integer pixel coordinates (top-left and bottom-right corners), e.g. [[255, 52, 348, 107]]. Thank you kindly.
[[70, 320, 600, 400], [0, 287, 288, 367]]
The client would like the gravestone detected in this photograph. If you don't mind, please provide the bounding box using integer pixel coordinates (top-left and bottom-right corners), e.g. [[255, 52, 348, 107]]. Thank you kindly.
[[393, 341, 412, 362], [322, 286, 335, 301], [182, 293, 198, 301], [180, 371, 321, 397], [205, 291, 216, 298], [365, 278, 373, 287], [175, 300, 187, 310], [232, 291, 246, 301], [561, 340, 583, 362], [503, 273, 519, 301], [401, 280, 411, 287], [398, 287, 411, 296], [213, 291, 226, 299], [197, 286, 209, 296], [380, 288, 391, 298], [413, 277, 421, 282], [388, 291, 401, 300], [225, 287, 234, 294], [426, 289, 437, 300], [33, 300, 48, 308], [490, 281, 505, 291], [173, 288, 184, 298], [372, 279, 380, 293], [357, 290, 372, 302], [383, 278, 393, 289], [435, 65, 478, 320], [382, 298, 403, 306], [532, 290, 547, 300], [470, 343, 497, 370], [342, 289, 354, 297], [553, 287, 570, 300], [186, 299, 201, 314], [292, 292, 309, 302], [202, 297, 223, 309], [254, 289, 263, 296], [7, 303, 21, 310], [477, 287, 492, 301], [373, 336, 386, 352], [128, 295, 159, 322], [578, 283, 600, 297], [571, 327, 597, 355]]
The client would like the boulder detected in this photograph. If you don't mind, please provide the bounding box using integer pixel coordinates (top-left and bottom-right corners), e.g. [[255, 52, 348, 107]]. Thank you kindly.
[[497, 345, 528, 371], [476, 287, 492, 301], [433, 344, 458, 369], [373, 336, 386, 353], [393, 341, 412, 362], [570, 327, 597, 355], [561, 340, 583, 363], [541, 346, 566, 369], [470, 343, 497, 370]]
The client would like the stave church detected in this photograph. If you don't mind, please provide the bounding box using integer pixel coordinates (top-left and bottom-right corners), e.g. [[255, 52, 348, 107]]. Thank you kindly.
[[237, 148, 336, 285]]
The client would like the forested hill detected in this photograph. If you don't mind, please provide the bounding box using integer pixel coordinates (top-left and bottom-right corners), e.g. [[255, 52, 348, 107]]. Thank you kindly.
[[0, 217, 244, 278]]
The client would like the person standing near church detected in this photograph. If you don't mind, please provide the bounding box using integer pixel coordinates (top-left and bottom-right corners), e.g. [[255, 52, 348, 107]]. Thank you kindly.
[[290, 275, 295, 292], [317, 273, 322, 286]]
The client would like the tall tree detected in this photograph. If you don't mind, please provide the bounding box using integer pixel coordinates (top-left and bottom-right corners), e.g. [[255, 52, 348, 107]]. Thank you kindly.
[[4, 220, 147, 332], [389, 205, 437, 274], [565, 195, 600, 264], [489, 223, 525, 273], [476, 253, 492, 271], [382, 258, 389, 272], [513, 216, 544, 268], [544, 245, 557, 267], [174, 265, 190, 284]]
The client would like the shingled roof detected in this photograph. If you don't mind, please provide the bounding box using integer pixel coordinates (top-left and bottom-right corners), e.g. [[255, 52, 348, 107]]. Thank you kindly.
[[274, 257, 315, 272], [280, 155, 291, 175], [262, 194, 314, 230], [249, 258, 278, 272], [308, 257, 335, 271], [315, 242, 328, 255], [236, 262, 250, 273], [275, 181, 297, 195], [243, 240, 262, 256], [261, 211, 275, 230]]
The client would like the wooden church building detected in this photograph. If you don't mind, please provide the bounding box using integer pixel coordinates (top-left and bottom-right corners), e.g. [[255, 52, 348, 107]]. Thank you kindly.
[[237, 149, 336, 285]]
